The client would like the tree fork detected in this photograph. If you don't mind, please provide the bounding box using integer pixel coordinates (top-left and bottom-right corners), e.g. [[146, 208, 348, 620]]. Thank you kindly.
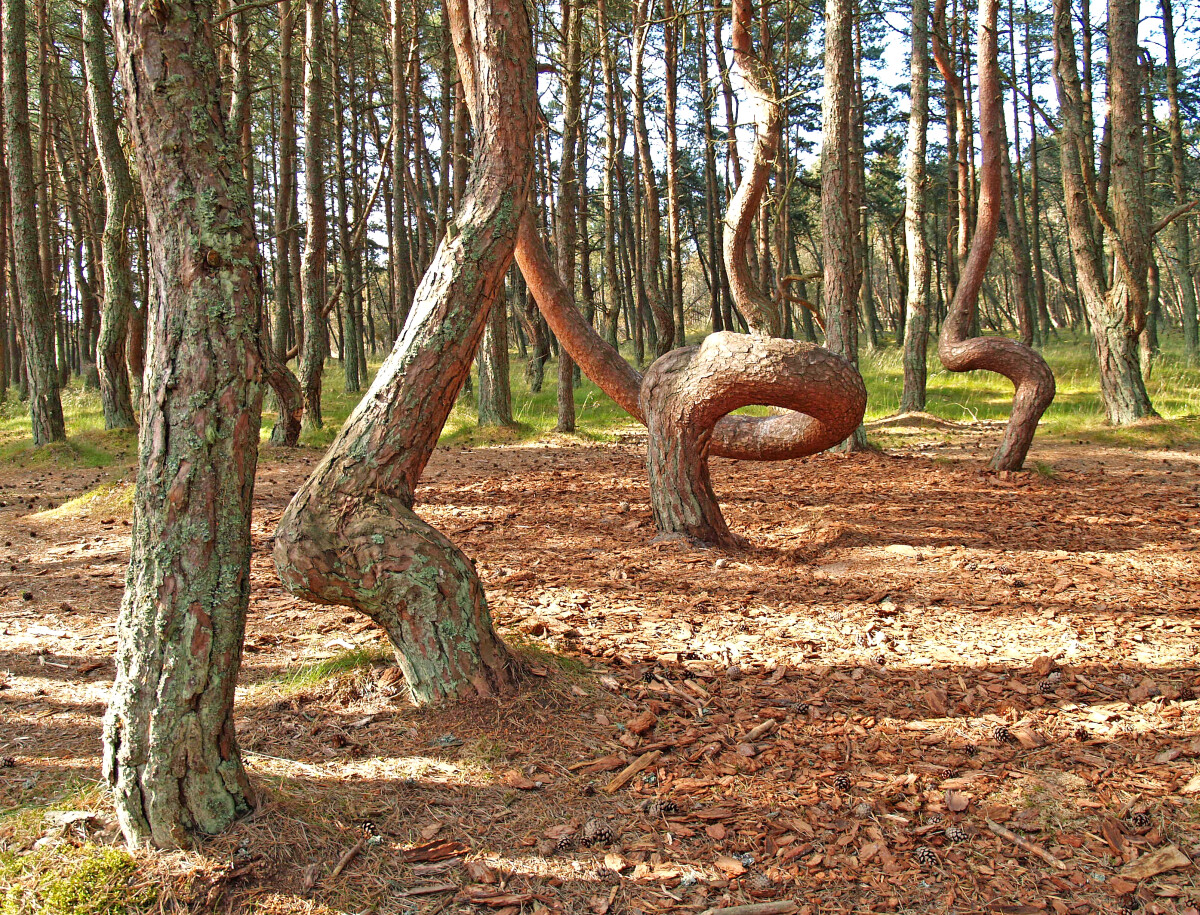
[[936, 0, 1054, 471], [273, 0, 534, 703]]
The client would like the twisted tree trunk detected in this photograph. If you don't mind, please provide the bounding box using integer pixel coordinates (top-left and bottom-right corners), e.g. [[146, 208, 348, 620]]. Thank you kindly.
[[722, 0, 784, 337], [937, 0, 1054, 471], [274, 0, 533, 703]]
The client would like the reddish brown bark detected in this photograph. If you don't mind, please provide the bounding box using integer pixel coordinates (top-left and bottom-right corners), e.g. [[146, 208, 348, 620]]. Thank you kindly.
[[937, 0, 1054, 471]]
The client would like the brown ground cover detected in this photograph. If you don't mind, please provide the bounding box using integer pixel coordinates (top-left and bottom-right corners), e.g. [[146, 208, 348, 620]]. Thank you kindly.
[[1, 426, 1198, 914]]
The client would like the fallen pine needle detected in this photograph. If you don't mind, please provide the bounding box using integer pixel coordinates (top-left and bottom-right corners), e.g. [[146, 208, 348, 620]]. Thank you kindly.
[[985, 819, 1067, 870]]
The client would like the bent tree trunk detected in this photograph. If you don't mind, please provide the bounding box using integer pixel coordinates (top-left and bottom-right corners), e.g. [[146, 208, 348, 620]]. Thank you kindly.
[[515, 214, 866, 545], [102, 0, 264, 847], [937, 0, 1054, 471], [82, 0, 137, 430], [273, 0, 534, 703], [641, 334, 865, 548], [722, 0, 784, 337]]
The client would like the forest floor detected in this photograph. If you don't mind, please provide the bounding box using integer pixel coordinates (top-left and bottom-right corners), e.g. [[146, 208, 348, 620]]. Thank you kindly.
[[1, 413, 1199, 915]]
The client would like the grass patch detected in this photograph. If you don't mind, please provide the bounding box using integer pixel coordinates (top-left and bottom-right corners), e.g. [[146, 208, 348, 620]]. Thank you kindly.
[[5, 330, 1198, 461], [1, 846, 155, 915], [268, 645, 391, 691], [31, 482, 134, 522]]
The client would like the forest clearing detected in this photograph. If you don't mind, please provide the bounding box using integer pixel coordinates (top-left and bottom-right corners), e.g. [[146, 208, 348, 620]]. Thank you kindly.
[[2, 354, 1199, 914], [1, 0, 1199, 902]]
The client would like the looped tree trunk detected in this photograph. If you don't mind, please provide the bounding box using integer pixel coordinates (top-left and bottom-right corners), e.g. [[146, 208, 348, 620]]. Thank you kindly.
[[272, 0, 533, 704], [641, 333, 866, 548], [722, 0, 783, 337], [264, 352, 303, 446], [937, 0, 1054, 472]]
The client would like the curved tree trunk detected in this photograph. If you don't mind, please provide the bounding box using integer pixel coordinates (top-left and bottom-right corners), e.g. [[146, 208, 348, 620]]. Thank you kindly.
[[641, 333, 865, 548], [937, 0, 1054, 471], [722, 0, 784, 337], [274, 0, 533, 704], [102, 0, 264, 847], [3, 0, 65, 444]]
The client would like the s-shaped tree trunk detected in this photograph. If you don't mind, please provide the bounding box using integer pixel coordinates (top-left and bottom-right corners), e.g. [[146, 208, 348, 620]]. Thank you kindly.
[[722, 0, 784, 337], [274, 0, 534, 704], [102, 0, 264, 846], [937, 0, 1054, 471]]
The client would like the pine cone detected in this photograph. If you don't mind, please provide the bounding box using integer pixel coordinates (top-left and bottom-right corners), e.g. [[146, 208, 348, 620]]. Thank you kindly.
[[1118, 894, 1140, 913], [556, 832, 575, 851], [356, 819, 378, 837], [834, 774, 852, 792], [1073, 726, 1089, 741], [1038, 677, 1058, 695], [964, 743, 979, 757], [944, 825, 967, 842], [991, 725, 1015, 744], [1130, 811, 1152, 830], [914, 845, 938, 868], [794, 702, 810, 716], [1180, 684, 1195, 702], [0, 756, 15, 769], [582, 818, 615, 847]]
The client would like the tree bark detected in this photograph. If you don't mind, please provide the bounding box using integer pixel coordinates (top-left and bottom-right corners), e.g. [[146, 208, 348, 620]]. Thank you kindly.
[[938, 0, 1054, 470], [555, 0, 582, 433], [3, 0, 65, 443], [102, 0, 264, 847], [274, 0, 533, 704]]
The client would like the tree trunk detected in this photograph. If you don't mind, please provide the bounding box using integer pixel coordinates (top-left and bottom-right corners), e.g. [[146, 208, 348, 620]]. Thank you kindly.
[[477, 282, 514, 427], [722, 0, 784, 337], [3, 0, 65, 443], [555, 0, 582, 434], [631, 0, 673, 354], [102, 0, 264, 847], [274, 0, 534, 704], [819, 0, 866, 450], [300, 0, 327, 429], [1160, 0, 1197, 359], [938, 0, 1054, 470], [901, 0, 931, 413], [1051, 0, 1154, 423], [664, 0, 684, 347]]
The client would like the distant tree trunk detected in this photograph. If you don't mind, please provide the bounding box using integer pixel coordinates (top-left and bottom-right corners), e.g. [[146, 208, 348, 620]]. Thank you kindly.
[[631, 0, 673, 355], [477, 285, 514, 427], [1160, 0, 1197, 359], [555, 0, 581, 433], [697, 11, 723, 334], [722, 0, 783, 337], [1051, 0, 1154, 423], [998, 113, 1035, 346], [901, 0, 931, 413], [3, 0, 65, 443], [300, 0, 327, 429], [664, 0, 684, 347], [598, 0, 623, 347], [938, 0, 1054, 470], [274, 0, 533, 704], [102, 0, 264, 847]]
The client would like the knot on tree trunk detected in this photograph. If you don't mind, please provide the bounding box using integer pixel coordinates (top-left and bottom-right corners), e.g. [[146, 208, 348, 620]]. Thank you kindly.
[[640, 332, 866, 548]]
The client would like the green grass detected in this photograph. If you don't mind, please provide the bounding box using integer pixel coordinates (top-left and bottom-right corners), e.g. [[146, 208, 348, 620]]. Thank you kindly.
[[4, 330, 1198, 465], [266, 645, 391, 691], [0, 846, 154, 915]]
